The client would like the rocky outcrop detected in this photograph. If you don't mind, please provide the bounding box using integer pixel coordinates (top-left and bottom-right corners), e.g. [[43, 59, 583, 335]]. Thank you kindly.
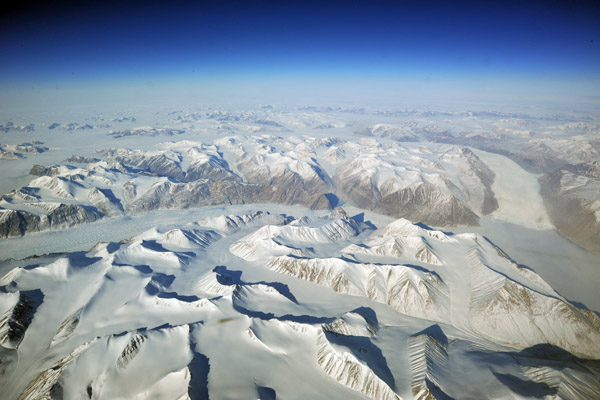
[[310, 193, 339, 210], [333, 143, 496, 226], [64, 155, 101, 164], [0, 290, 44, 349], [266, 256, 450, 321], [17, 341, 93, 400], [29, 165, 61, 177], [408, 325, 451, 400], [103, 148, 186, 181], [460, 147, 499, 215], [0, 123, 34, 132], [0, 204, 104, 238], [468, 246, 600, 359], [374, 183, 480, 226], [336, 165, 480, 226], [236, 147, 334, 207], [185, 156, 241, 182], [516, 344, 600, 400], [116, 333, 146, 370], [124, 179, 265, 212], [539, 161, 600, 255], [316, 330, 400, 400], [0, 137, 502, 236]]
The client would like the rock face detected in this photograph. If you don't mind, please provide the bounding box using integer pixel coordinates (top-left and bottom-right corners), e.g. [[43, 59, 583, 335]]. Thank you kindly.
[[63, 155, 101, 164], [124, 179, 265, 212], [408, 325, 451, 400], [540, 161, 600, 255], [233, 137, 335, 207], [372, 182, 480, 226], [310, 193, 339, 210], [0, 136, 499, 236], [468, 245, 600, 358], [231, 211, 600, 359], [0, 204, 103, 237], [0, 290, 44, 349], [266, 256, 450, 322], [332, 141, 497, 226], [316, 330, 400, 400], [29, 165, 60, 177], [103, 148, 189, 181]]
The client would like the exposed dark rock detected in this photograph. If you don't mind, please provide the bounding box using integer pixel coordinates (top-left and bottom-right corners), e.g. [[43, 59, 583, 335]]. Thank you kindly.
[[0, 204, 104, 238], [0, 289, 44, 349], [375, 183, 480, 226], [185, 157, 241, 182], [64, 155, 101, 164], [29, 165, 59, 177], [540, 161, 600, 255], [310, 193, 339, 210]]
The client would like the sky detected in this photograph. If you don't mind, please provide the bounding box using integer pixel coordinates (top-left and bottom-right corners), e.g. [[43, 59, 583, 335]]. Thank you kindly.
[[1, 0, 600, 107]]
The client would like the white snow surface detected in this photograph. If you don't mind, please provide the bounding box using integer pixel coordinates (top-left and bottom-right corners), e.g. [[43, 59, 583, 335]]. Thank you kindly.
[[473, 149, 552, 230], [1, 105, 600, 399], [1, 209, 599, 399]]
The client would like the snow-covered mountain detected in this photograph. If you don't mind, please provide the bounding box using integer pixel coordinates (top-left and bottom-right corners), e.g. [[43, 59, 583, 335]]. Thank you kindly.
[[0, 136, 500, 237], [1, 104, 599, 399], [1, 209, 598, 399], [0, 142, 48, 160], [108, 126, 185, 138]]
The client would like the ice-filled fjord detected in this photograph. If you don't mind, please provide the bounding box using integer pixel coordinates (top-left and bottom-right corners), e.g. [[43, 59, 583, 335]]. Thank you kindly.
[[1, 105, 600, 400]]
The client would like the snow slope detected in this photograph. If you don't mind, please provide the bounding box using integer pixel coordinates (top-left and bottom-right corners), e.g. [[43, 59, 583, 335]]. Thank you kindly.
[[0, 136, 503, 239], [2, 104, 600, 399], [1, 209, 598, 399]]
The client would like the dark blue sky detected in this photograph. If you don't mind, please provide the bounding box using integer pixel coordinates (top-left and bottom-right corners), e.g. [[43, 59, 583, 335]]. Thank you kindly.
[[1, 0, 599, 102]]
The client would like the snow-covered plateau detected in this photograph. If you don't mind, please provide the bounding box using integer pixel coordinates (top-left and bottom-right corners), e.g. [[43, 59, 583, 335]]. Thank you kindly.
[[1, 105, 599, 399]]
